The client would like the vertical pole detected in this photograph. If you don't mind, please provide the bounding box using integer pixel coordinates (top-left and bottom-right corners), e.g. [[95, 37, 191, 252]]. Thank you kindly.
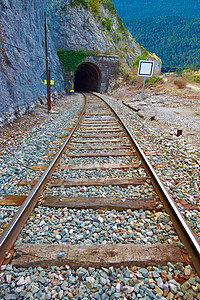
[[48, 69, 51, 111], [70, 82, 74, 93], [141, 76, 146, 101], [44, 11, 51, 112]]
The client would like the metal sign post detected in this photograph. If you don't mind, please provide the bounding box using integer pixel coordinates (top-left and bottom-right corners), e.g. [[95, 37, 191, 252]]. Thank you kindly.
[[138, 60, 154, 101], [44, 11, 51, 112], [48, 69, 52, 111], [141, 76, 146, 101]]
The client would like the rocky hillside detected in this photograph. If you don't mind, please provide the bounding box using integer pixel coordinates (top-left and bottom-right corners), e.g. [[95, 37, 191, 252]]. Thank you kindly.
[[0, 0, 161, 126], [47, 0, 161, 75]]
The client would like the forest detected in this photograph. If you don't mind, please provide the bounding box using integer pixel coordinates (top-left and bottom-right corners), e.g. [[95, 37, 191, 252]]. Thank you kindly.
[[125, 16, 200, 70], [112, 0, 200, 20]]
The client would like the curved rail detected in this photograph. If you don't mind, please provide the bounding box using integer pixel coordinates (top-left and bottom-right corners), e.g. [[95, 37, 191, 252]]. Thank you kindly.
[[93, 92, 200, 276], [0, 95, 87, 266]]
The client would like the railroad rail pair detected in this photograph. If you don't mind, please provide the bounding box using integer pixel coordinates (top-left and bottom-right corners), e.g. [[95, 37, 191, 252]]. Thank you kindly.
[[0, 92, 199, 275]]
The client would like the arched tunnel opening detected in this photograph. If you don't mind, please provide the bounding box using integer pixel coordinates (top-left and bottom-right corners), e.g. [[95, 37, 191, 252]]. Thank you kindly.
[[74, 62, 101, 92]]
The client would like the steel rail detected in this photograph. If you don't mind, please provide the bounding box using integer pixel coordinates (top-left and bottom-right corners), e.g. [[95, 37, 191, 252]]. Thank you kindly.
[[93, 92, 200, 276], [0, 95, 87, 266]]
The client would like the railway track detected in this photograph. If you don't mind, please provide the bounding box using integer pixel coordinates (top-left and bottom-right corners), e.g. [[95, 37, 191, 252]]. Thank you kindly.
[[0, 92, 200, 298]]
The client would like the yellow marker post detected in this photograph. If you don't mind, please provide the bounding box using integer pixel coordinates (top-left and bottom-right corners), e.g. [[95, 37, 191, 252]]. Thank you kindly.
[[70, 82, 74, 93]]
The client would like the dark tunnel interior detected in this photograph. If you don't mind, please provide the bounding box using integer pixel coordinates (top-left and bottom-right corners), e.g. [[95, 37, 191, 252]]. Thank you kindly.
[[74, 63, 101, 92]]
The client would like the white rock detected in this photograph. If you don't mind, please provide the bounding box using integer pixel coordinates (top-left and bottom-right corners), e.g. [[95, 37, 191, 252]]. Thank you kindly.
[[98, 216, 104, 223], [86, 276, 95, 289], [25, 276, 31, 285], [6, 274, 12, 283], [17, 276, 26, 286], [15, 285, 24, 293], [116, 282, 121, 292], [39, 220, 46, 226]]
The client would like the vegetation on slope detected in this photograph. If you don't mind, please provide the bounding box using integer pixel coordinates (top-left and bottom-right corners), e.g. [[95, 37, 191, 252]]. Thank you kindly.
[[59, 0, 161, 80], [57, 50, 95, 72], [182, 68, 200, 83], [125, 16, 200, 70], [112, 0, 200, 21]]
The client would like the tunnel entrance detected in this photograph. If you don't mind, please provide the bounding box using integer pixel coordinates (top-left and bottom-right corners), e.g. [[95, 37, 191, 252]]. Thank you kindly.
[[74, 62, 101, 92]]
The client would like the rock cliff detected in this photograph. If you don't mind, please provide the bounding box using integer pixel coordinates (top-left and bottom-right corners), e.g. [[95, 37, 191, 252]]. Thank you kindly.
[[0, 0, 161, 126]]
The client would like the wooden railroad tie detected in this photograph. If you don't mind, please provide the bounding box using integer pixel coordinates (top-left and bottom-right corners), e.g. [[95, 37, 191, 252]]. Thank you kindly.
[[30, 162, 140, 171], [79, 128, 121, 132], [17, 176, 147, 187], [66, 145, 132, 150], [71, 138, 128, 143], [45, 151, 137, 158], [59, 162, 140, 170], [0, 195, 157, 210], [12, 244, 185, 268], [81, 123, 118, 126], [51, 177, 147, 187], [74, 133, 125, 138], [2, 194, 198, 211], [64, 151, 136, 158]]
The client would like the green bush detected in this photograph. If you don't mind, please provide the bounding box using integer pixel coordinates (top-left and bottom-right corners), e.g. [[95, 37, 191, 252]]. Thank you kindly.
[[113, 32, 121, 43], [102, 0, 116, 13], [70, 0, 88, 8], [132, 52, 147, 67], [146, 76, 163, 83], [182, 68, 200, 83], [193, 74, 200, 82], [89, 0, 100, 16], [57, 50, 95, 72], [102, 17, 112, 31], [117, 16, 125, 31]]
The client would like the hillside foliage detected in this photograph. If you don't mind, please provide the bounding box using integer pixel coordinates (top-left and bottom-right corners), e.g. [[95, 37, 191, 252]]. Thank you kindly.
[[112, 0, 200, 20], [125, 16, 200, 70], [57, 50, 95, 72]]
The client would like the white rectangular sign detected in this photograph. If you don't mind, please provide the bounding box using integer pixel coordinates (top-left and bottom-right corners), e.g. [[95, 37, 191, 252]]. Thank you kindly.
[[138, 60, 154, 77]]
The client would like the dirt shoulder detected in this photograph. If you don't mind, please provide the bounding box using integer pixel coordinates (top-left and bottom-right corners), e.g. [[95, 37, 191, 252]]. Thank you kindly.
[[109, 79, 200, 152]]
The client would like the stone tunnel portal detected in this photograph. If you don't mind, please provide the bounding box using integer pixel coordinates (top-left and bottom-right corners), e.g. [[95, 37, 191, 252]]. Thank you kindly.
[[74, 62, 101, 92]]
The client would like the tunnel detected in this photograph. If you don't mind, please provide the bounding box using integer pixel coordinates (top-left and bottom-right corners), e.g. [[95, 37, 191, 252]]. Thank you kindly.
[[74, 62, 101, 92]]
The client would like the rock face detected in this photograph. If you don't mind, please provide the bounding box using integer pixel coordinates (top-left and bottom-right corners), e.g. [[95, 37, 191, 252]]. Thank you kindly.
[[47, 0, 144, 60], [0, 0, 64, 126], [0, 0, 161, 126], [48, 1, 114, 52]]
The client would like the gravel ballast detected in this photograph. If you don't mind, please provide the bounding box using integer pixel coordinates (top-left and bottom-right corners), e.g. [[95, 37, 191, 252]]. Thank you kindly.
[[0, 91, 199, 299]]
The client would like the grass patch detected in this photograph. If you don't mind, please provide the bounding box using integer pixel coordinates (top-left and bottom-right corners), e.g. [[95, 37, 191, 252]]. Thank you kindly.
[[146, 76, 163, 84]]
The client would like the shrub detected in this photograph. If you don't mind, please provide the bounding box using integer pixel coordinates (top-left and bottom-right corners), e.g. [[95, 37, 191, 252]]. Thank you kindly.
[[102, 17, 112, 31], [146, 76, 163, 84], [102, 0, 116, 13], [193, 74, 200, 83], [113, 32, 121, 43], [70, 0, 88, 8], [89, 0, 100, 16], [174, 78, 186, 89], [57, 50, 95, 72], [117, 16, 125, 31], [132, 52, 147, 67]]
